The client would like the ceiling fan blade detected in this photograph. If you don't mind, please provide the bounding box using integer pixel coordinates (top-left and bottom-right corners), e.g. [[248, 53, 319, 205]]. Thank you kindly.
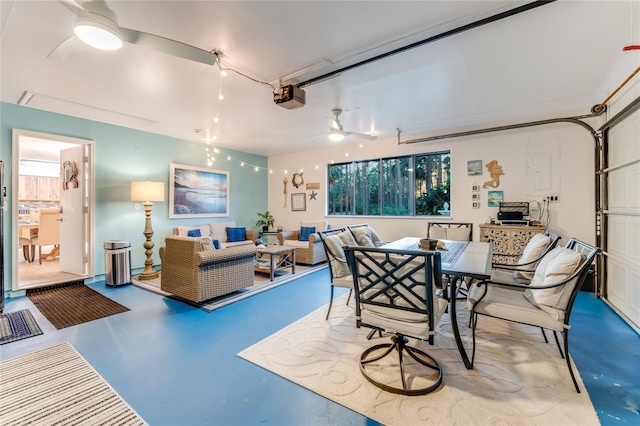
[[327, 117, 340, 130], [47, 35, 94, 60], [120, 27, 217, 65], [345, 132, 377, 140], [57, 0, 91, 18]]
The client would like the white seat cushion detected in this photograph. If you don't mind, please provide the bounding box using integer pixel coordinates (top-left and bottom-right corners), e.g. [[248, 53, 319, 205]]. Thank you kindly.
[[282, 240, 309, 249]]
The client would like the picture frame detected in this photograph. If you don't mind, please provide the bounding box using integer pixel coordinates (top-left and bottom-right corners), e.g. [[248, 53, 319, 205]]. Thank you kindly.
[[291, 193, 306, 211], [472, 193, 480, 201], [169, 163, 230, 218], [487, 190, 504, 207], [467, 160, 483, 176], [472, 202, 480, 209]]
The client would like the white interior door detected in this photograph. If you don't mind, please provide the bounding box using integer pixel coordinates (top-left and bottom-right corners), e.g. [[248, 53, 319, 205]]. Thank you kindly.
[[59, 146, 86, 274]]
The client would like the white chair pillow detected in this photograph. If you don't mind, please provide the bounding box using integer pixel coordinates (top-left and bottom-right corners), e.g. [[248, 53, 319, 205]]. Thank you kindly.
[[324, 234, 350, 278], [514, 233, 551, 282], [523, 247, 582, 313], [428, 227, 448, 239], [446, 227, 471, 242]]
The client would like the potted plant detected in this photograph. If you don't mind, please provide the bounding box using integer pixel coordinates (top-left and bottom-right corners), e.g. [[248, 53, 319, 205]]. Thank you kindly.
[[256, 210, 275, 232]]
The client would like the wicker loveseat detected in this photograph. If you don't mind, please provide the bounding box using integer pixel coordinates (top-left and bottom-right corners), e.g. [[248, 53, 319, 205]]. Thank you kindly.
[[159, 235, 257, 303]]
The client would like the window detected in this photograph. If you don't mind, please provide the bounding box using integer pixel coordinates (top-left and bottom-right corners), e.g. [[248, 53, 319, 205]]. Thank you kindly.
[[328, 151, 450, 216]]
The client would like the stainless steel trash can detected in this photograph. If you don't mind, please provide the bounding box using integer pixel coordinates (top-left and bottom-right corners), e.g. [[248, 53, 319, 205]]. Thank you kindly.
[[104, 241, 131, 286]]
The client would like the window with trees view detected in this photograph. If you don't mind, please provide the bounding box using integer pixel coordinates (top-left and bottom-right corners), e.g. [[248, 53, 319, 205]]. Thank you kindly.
[[328, 151, 450, 216]]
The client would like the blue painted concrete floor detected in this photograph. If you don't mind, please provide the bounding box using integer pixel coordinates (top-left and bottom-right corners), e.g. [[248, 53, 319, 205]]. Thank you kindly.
[[2, 268, 638, 425]]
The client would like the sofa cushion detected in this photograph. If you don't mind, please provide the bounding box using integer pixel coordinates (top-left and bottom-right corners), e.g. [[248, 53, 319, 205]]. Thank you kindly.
[[299, 226, 316, 241], [209, 221, 236, 242], [283, 240, 309, 249], [187, 229, 202, 237], [177, 225, 211, 238], [226, 227, 246, 242]]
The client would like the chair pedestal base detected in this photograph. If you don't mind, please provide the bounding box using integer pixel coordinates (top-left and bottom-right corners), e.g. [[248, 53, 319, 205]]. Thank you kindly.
[[359, 334, 443, 396]]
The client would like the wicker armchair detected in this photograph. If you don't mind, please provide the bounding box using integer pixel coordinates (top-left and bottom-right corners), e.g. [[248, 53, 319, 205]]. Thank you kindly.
[[159, 235, 257, 303], [277, 220, 329, 265]]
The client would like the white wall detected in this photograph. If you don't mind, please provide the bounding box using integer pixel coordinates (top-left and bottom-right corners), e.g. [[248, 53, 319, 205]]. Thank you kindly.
[[268, 122, 596, 244]]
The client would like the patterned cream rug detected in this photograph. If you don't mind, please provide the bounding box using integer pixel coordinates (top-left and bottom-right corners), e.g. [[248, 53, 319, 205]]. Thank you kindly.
[[238, 295, 599, 426], [0, 342, 146, 426]]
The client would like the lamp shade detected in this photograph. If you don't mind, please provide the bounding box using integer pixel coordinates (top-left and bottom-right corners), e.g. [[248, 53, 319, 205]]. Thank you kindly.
[[131, 180, 165, 202]]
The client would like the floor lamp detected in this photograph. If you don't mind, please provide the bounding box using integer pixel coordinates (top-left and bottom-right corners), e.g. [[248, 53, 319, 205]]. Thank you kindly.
[[130, 180, 165, 280]]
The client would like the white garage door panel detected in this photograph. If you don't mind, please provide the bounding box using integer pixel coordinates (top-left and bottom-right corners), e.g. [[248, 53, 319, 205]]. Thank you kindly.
[[607, 257, 640, 326], [605, 106, 640, 329]]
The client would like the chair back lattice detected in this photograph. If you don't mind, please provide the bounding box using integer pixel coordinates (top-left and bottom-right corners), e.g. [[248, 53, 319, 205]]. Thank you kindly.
[[345, 246, 443, 342]]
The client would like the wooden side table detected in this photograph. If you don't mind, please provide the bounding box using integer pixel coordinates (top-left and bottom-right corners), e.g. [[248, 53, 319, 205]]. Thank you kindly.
[[255, 246, 296, 281], [479, 224, 546, 264]]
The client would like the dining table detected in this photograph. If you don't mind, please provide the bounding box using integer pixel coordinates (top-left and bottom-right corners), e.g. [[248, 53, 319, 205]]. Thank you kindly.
[[381, 237, 493, 369]]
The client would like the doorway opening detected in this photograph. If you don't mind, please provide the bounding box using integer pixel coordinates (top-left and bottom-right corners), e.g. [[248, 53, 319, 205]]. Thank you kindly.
[[12, 129, 95, 291]]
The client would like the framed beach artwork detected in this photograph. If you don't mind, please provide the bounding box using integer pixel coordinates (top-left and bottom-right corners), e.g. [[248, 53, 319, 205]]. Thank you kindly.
[[467, 160, 483, 176], [487, 190, 504, 207], [169, 164, 230, 218]]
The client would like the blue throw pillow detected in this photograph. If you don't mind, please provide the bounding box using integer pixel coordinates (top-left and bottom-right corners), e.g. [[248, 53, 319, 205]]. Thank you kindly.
[[299, 226, 316, 242], [212, 239, 221, 250], [226, 227, 246, 242], [187, 229, 202, 237]]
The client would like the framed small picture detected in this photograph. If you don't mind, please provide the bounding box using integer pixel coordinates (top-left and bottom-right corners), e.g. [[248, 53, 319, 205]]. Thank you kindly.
[[472, 184, 480, 192], [467, 160, 483, 176], [472, 193, 480, 201], [472, 202, 480, 209], [487, 190, 504, 207], [291, 193, 306, 211]]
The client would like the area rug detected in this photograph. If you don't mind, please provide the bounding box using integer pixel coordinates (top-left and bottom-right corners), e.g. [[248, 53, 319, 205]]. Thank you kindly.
[[132, 264, 327, 312], [0, 309, 43, 345], [238, 295, 599, 426], [0, 342, 146, 426], [27, 283, 129, 329]]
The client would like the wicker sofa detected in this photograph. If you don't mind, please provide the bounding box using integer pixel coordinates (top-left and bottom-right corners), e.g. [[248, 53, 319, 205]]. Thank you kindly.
[[159, 235, 257, 303], [277, 220, 329, 265]]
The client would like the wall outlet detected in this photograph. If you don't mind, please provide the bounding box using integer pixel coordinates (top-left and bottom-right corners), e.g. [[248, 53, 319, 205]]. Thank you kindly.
[[544, 195, 559, 203]]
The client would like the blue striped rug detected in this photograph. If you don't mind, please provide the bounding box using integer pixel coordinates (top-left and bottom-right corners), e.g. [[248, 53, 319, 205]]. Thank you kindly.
[[0, 309, 42, 345]]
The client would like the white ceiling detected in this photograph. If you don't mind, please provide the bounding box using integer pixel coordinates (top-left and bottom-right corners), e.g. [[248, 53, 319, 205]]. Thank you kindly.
[[2, 1, 639, 158]]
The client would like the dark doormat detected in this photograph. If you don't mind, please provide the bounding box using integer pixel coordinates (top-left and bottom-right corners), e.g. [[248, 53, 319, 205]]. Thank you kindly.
[[27, 282, 129, 329], [0, 309, 43, 345]]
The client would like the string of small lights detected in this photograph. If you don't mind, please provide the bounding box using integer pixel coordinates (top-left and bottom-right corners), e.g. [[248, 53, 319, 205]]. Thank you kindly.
[[200, 55, 364, 174]]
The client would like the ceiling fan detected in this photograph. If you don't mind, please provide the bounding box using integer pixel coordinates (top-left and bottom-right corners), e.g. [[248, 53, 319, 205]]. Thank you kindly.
[[327, 109, 377, 142], [49, 0, 217, 65]]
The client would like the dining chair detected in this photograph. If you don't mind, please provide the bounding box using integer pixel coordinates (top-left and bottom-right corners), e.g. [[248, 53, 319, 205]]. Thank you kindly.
[[317, 227, 357, 319], [344, 245, 447, 395], [19, 236, 35, 263], [467, 238, 599, 393], [31, 207, 61, 264]]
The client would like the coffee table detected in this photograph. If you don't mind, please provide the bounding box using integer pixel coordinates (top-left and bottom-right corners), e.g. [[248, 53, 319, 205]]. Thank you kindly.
[[255, 246, 296, 281]]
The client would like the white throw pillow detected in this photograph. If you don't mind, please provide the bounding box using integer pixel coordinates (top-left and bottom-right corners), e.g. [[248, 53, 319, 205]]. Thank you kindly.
[[446, 227, 471, 242], [523, 247, 583, 316], [428, 227, 448, 239], [514, 233, 551, 282]]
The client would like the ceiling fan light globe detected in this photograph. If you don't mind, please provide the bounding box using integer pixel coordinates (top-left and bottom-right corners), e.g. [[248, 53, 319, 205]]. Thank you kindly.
[[328, 129, 344, 142], [74, 19, 122, 51]]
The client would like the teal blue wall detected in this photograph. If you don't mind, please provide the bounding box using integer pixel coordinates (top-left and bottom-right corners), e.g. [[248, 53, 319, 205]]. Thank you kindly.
[[1, 102, 267, 293]]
